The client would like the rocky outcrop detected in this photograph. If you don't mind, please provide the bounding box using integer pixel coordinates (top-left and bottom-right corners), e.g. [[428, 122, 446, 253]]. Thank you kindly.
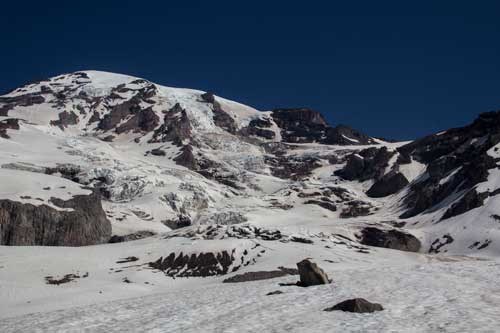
[[340, 200, 374, 218], [150, 103, 192, 145], [324, 298, 384, 313], [398, 111, 500, 219], [222, 267, 298, 283], [366, 172, 409, 198], [357, 227, 421, 252], [0, 118, 20, 139], [108, 231, 156, 243], [272, 108, 373, 145], [0, 191, 111, 246], [239, 116, 276, 140], [304, 199, 337, 212], [97, 83, 158, 134], [296, 259, 331, 287], [115, 107, 159, 134], [50, 111, 79, 129], [149, 250, 237, 277], [265, 145, 322, 180], [335, 147, 395, 181], [323, 125, 374, 145], [441, 189, 489, 220], [201, 92, 238, 134], [0, 93, 46, 116], [163, 214, 192, 230]]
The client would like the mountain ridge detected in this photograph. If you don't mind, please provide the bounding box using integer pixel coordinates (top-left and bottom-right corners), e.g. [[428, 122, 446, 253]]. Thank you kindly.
[[1, 70, 500, 256]]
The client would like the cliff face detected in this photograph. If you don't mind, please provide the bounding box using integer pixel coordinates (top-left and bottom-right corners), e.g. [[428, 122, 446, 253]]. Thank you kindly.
[[0, 190, 111, 246]]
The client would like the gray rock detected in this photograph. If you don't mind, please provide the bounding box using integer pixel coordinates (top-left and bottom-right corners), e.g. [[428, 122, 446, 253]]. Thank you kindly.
[[222, 267, 298, 283], [358, 227, 421, 252], [0, 190, 111, 246], [296, 259, 331, 287], [108, 231, 156, 243], [324, 298, 384, 313]]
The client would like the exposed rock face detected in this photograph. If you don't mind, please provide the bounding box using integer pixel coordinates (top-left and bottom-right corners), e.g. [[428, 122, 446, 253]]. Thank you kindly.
[[272, 108, 373, 145], [150, 103, 192, 145], [50, 111, 79, 129], [96, 82, 158, 134], [115, 107, 159, 134], [149, 250, 237, 277], [0, 118, 20, 139], [358, 227, 421, 252], [324, 298, 384, 313], [340, 200, 374, 218], [0, 191, 111, 246], [323, 125, 374, 145], [296, 259, 331, 287], [366, 172, 409, 198], [201, 92, 238, 134], [240, 117, 275, 139], [441, 189, 489, 220], [0, 93, 46, 116], [335, 147, 395, 181], [264, 144, 323, 180], [398, 111, 500, 219]]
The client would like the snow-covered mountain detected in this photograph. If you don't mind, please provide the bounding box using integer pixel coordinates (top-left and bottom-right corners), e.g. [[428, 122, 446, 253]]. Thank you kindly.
[[2, 71, 500, 331]]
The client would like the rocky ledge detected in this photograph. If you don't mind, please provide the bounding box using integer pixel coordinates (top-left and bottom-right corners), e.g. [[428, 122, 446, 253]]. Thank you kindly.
[[0, 190, 111, 246]]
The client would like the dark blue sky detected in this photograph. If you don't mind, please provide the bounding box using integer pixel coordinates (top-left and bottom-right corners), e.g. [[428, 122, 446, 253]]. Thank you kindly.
[[1, 1, 500, 140]]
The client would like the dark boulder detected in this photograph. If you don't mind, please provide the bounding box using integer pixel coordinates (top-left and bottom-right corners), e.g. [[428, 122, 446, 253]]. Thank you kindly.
[[366, 172, 409, 198], [150, 148, 166, 156], [296, 259, 331, 287], [324, 298, 383, 313], [163, 214, 192, 229], [358, 227, 421, 252]]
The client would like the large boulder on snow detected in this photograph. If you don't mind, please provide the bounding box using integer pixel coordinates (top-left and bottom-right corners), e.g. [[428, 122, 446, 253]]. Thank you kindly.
[[296, 259, 331, 287], [324, 298, 384, 313], [358, 227, 421, 252], [0, 190, 111, 246]]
